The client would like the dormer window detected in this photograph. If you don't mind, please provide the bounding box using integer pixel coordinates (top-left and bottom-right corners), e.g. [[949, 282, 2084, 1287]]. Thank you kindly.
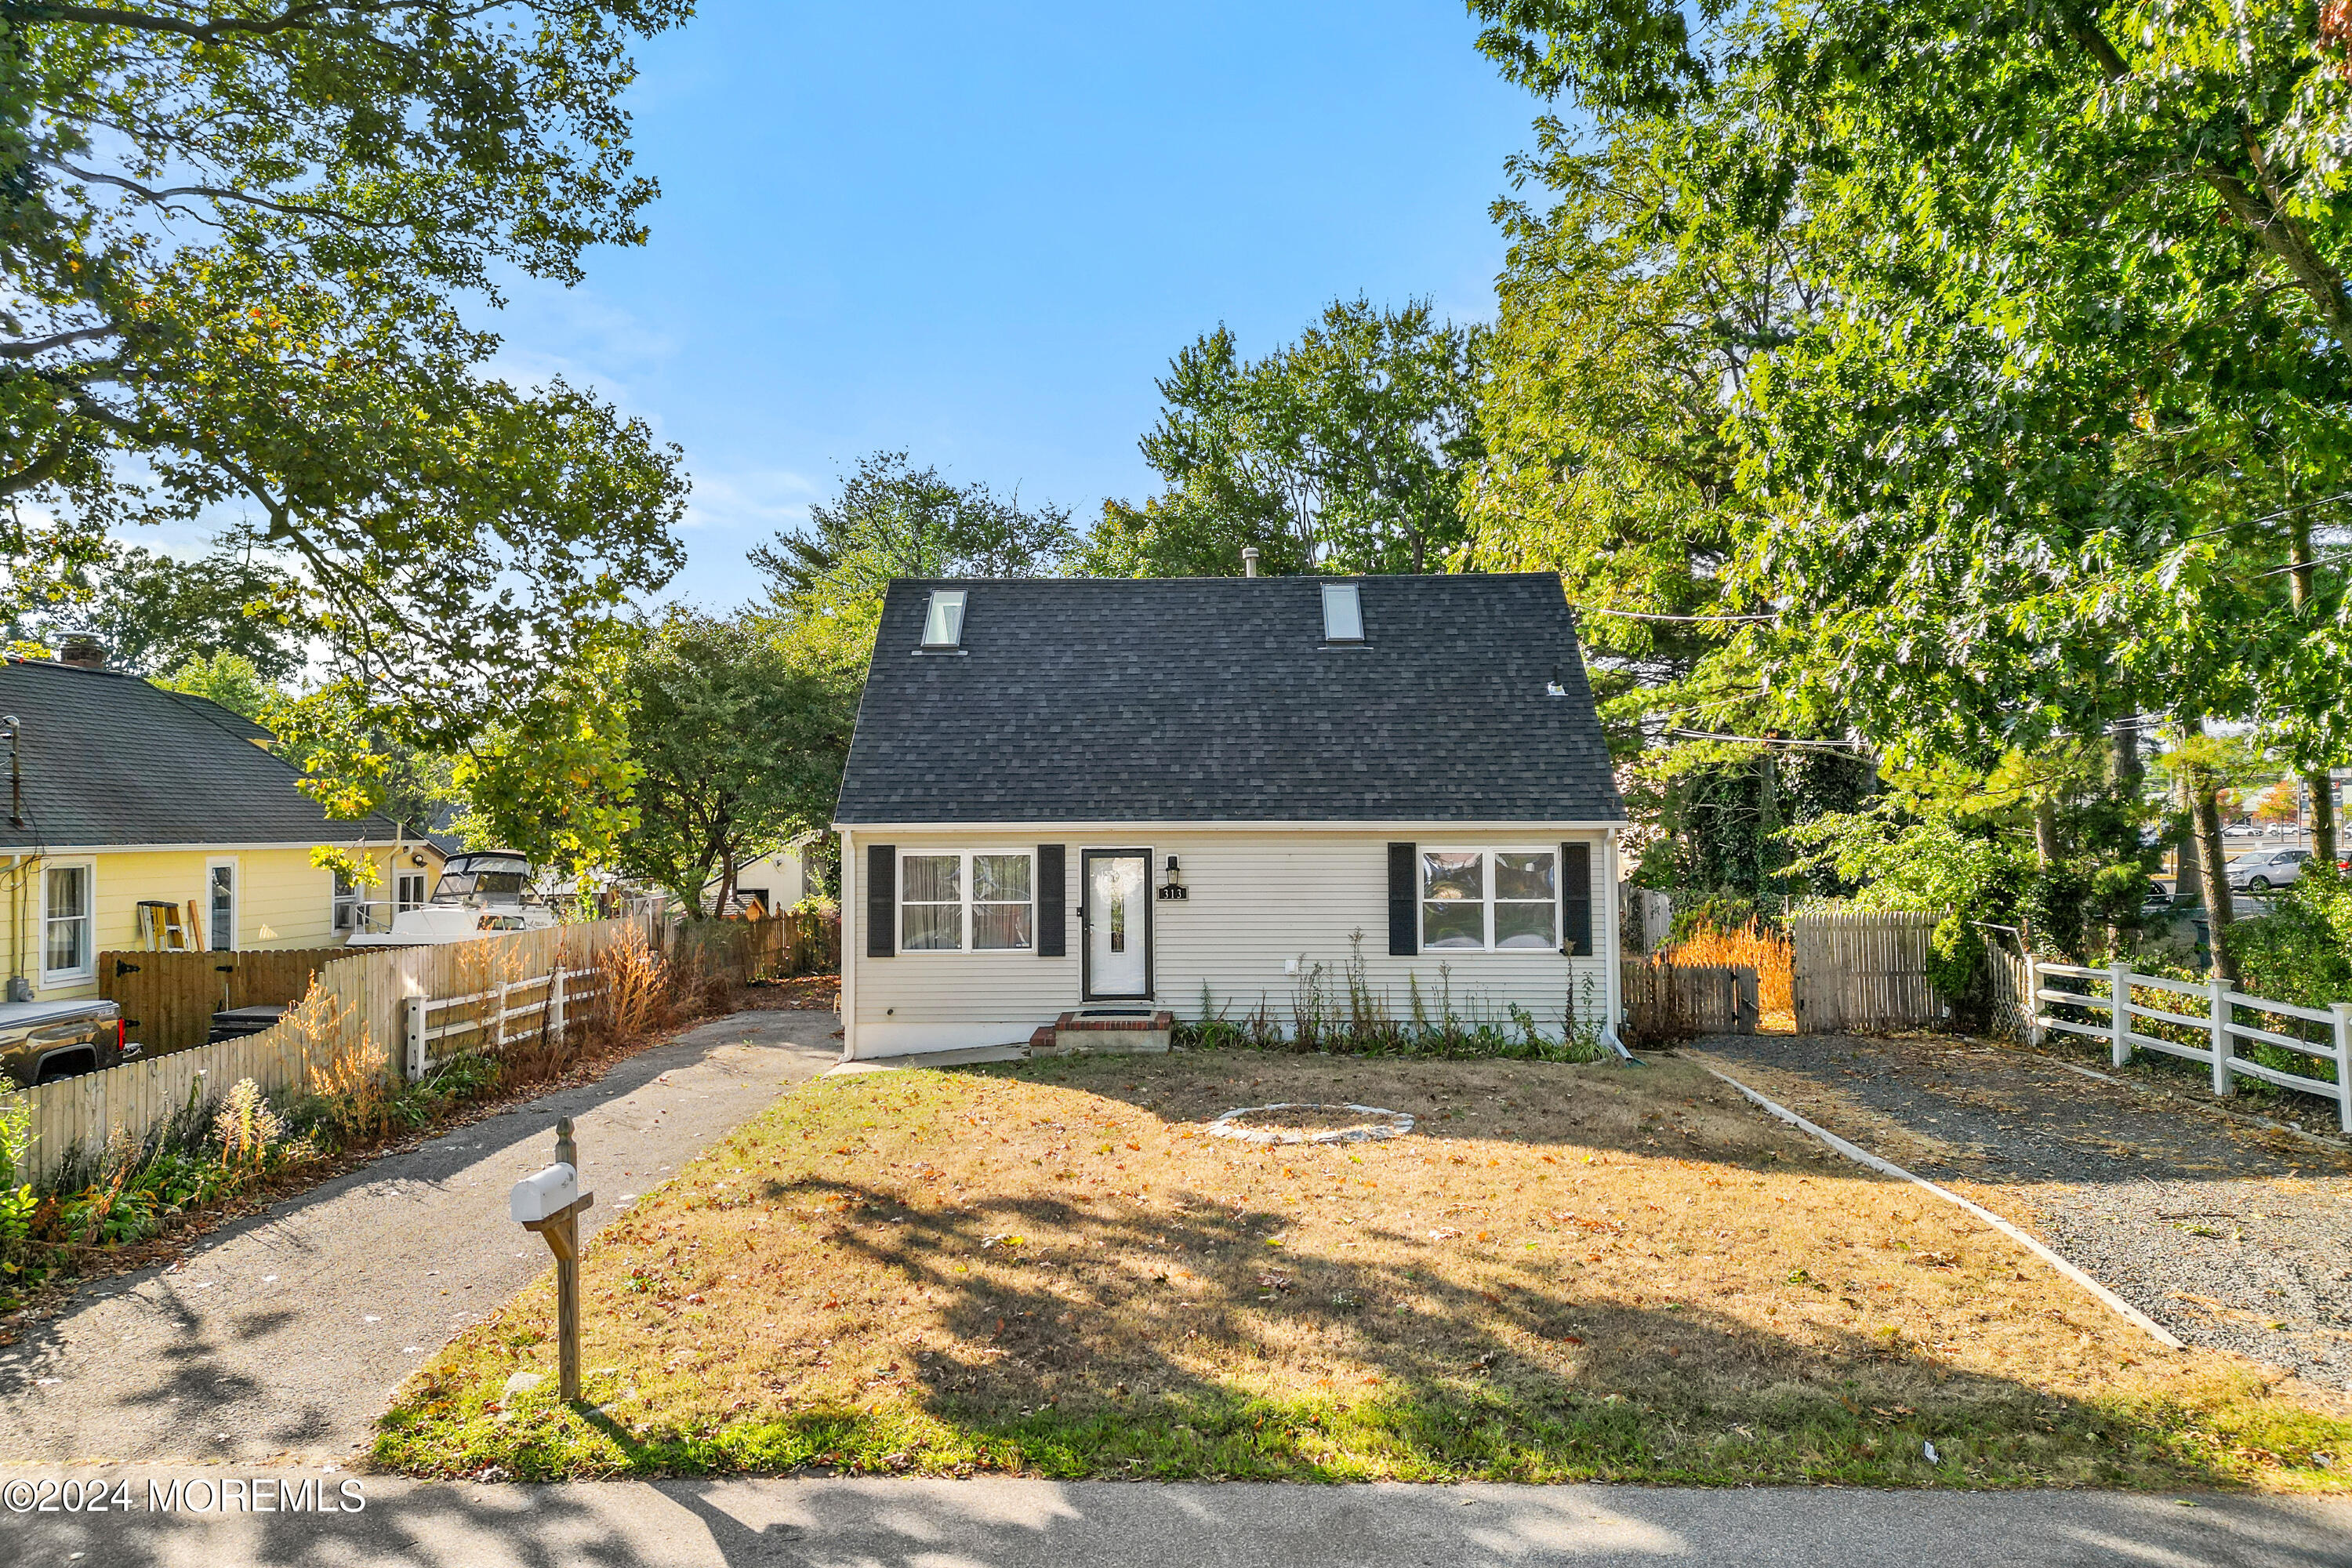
[[1321, 581, 1363, 643], [922, 589, 967, 649]]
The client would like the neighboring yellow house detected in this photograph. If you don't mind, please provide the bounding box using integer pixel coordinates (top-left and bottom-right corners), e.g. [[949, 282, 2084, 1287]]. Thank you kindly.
[[1, 652, 424, 1003]]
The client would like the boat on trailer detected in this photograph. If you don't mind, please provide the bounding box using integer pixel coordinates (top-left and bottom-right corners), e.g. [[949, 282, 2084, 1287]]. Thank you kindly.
[[345, 851, 561, 946]]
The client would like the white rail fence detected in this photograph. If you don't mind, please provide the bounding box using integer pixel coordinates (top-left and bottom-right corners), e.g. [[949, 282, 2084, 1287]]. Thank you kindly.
[[404, 964, 602, 1079], [2027, 957, 2352, 1131]]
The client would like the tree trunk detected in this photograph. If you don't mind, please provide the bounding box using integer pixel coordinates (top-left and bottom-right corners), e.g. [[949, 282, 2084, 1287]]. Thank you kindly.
[[2310, 771, 2339, 869], [2193, 782, 2238, 982], [2287, 513, 2339, 869], [2108, 712, 2143, 821], [1755, 750, 1780, 905], [2032, 797, 2061, 868], [2173, 768, 2201, 901], [2180, 717, 2238, 981]]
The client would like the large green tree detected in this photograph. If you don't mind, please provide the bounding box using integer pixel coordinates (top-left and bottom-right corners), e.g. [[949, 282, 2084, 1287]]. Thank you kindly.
[[7, 539, 305, 680], [1466, 0, 2352, 967], [607, 610, 859, 919], [753, 450, 1076, 610], [1083, 297, 1486, 577], [2, 0, 691, 768]]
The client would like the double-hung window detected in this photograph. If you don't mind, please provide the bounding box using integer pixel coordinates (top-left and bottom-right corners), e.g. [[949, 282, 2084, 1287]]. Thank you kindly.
[[1421, 849, 1559, 951], [42, 862, 94, 982], [900, 851, 1034, 952]]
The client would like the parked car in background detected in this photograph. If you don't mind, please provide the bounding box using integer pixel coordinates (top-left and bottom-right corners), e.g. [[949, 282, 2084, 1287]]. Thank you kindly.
[[0, 997, 132, 1088], [2226, 848, 2312, 891]]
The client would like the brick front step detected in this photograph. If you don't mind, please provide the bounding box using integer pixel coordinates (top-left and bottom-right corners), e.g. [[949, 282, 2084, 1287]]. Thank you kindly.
[[1034, 1007, 1175, 1056]]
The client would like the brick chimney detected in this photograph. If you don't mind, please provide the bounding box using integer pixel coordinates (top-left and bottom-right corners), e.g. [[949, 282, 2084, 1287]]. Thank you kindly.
[[57, 636, 106, 670]]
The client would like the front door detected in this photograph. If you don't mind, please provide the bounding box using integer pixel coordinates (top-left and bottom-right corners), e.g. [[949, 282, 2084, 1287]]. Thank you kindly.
[[1083, 850, 1151, 1000]]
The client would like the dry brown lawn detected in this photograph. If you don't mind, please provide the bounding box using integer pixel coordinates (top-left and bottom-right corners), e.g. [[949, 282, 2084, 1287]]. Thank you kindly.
[[376, 1049, 2352, 1486]]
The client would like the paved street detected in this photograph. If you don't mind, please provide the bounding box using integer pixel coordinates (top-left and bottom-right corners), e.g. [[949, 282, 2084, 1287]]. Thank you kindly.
[[0, 1010, 840, 1466], [0, 1472, 2346, 1567]]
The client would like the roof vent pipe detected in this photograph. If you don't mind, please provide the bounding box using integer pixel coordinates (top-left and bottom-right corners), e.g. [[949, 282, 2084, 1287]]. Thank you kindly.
[[1241, 547, 1260, 578]]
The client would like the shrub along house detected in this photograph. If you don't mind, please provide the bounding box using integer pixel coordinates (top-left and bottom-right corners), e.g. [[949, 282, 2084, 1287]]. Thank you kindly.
[[832, 572, 1626, 1059]]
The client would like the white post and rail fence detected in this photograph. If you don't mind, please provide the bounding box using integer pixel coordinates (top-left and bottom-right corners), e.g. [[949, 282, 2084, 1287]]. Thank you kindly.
[[2024, 956, 2352, 1133]]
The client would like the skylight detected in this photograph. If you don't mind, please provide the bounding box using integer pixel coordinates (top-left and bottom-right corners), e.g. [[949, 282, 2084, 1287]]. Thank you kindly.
[[1321, 582, 1363, 642], [922, 589, 967, 648]]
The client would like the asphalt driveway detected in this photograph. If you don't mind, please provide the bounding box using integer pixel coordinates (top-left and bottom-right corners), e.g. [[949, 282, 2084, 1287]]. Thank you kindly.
[[0, 1009, 840, 1465]]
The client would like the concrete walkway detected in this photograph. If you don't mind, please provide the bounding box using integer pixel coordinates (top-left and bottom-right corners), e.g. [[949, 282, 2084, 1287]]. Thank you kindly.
[[0, 1472, 2344, 1567], [0, 1010, 840, 1466]]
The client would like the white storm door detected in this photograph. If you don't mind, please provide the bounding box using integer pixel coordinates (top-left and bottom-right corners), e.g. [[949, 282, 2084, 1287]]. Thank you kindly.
[[1083, 851, 1150, 999]]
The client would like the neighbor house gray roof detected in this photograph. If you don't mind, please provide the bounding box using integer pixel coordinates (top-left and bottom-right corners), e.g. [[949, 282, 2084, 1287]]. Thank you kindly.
[[0, 658, 405, 849], [834, 574, 1624, 826]]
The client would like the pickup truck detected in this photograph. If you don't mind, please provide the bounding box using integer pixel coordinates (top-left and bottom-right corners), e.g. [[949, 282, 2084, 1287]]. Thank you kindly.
[[0, 998, 133, 1090]]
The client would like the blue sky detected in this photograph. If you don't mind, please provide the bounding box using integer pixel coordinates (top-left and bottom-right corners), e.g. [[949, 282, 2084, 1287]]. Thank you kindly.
[[486, 2, 1542, 609]]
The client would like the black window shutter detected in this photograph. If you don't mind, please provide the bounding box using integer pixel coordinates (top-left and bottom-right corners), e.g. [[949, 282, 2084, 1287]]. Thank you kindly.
[[1562, 840, 1593, 956], [1388, 842, 1417, 956], [866, 844, 895, 958], [1037, 844, 1065, 957]]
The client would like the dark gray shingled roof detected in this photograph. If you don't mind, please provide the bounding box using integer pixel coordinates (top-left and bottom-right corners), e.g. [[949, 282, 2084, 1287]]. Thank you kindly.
[[0, 658, 405, 849], [834, 574, 1624, 826]]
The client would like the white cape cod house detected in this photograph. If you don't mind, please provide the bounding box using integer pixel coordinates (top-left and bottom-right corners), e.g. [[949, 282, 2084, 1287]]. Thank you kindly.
[[831, 573, 1627, 1058]]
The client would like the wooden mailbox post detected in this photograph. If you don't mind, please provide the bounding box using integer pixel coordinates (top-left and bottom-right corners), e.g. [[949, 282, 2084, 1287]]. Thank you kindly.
[[510, 1116, 594, 1402]]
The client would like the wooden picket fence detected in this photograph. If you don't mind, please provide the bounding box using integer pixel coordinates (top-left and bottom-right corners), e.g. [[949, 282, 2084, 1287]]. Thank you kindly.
[[2, 915, 654, 1187], [667, 908, 838, 982], [1621, 958, 1757, 1043], [1790, 908, 1945, 1033], [4, 908, 845, 1187], [97, 946, 378, 1058]]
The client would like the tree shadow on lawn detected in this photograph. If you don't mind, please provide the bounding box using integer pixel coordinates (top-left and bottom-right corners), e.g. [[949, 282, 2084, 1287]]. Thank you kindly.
[[752, 1174, 2285, 1488], [381, 1048, 2350, 1488]]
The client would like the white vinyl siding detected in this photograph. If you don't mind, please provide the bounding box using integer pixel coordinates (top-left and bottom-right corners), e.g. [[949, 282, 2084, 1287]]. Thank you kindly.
[[848, 827, 1610, 1055]]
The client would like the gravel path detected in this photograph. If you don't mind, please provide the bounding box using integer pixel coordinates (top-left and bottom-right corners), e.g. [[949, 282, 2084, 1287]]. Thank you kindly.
[[0, 1009, 840, 1465], [1690, 1033, 2352, 1392]]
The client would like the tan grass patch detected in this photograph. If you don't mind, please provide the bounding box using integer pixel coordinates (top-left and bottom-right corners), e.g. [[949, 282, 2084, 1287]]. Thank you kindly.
[[382, 1051, 2352, 1486]]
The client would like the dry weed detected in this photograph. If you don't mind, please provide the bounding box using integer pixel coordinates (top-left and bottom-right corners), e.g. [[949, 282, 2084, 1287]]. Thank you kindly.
[[1670, 920, 1795, 1030], [307, 1040, 393, 1142], [591, 927, 672, 1044]]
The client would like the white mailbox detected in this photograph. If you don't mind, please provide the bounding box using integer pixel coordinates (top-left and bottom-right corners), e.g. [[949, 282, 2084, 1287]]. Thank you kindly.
[[510, 1161, 579, 1224]]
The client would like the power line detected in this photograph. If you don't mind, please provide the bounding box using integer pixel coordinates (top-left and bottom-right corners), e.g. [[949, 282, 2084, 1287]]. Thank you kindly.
[[1584, 607, 1779, 623], [1667, 728, 1869, 752]]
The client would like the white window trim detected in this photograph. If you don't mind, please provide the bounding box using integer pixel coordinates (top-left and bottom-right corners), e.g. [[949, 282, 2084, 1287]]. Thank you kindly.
[[205, 855, 239, 953], [1419, 846, 1565, 955], [921, 588, 967, 649], [396, 871, 429, 912], [898, 848, 1036, 954], [38, 856, 97, 985]]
